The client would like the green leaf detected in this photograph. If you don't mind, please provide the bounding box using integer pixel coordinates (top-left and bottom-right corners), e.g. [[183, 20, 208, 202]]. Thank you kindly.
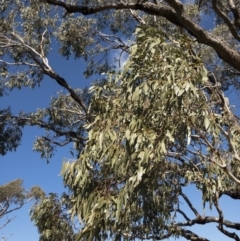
[[125, 129, 130, 140], [99, 132, 104, 149], [204, 116, 210, 130]]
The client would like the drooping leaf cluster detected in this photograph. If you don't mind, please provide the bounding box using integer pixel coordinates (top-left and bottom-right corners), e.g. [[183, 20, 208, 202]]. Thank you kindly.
[[59, 26, 240, 240], [0, 108, 23, 155]]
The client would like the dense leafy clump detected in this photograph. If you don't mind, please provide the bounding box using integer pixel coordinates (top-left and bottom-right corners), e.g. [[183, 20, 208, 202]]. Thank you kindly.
[[30, 193, 75, 241], [61, 27, 240, 240]]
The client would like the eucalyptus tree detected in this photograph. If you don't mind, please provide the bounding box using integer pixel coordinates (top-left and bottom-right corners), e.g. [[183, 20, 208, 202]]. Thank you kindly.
[[0, 179, 44, 229], [0, 0, 240, 241], [0, 180, 26, 229]]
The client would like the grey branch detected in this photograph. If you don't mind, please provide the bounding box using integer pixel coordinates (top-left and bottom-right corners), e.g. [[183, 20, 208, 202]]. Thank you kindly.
[[42, 0, 240, 72], [180, 229, 210, 241], [180, 190, 199, 217], [0, 114, 87, 146], [212, 0, 240, 41]]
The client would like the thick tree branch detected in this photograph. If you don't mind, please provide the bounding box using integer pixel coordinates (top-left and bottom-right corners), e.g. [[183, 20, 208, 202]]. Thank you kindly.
[[180, 229, 210, 241], [133, 227, 212, 241], [212, 0, 240, 41], [44, 1, 138, 15], [224, 220, 240, 230], [120, 229, 173, 240], [217, 227, 240, 241], [165, 0, 184, 14], [42, 1, 240, 72], [177, 214, 240, 232], [177, 215, 218, 227], [220, 189, 240, 200]]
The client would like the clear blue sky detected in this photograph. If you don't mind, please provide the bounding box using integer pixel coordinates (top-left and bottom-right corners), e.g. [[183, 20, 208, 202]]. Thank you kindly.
[[0, 11, 240, 241]]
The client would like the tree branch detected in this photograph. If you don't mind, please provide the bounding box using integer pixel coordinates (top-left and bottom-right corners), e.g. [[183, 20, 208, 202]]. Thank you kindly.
[[41, 136, 73, 147], [44, 1, 138, 15], [41, 1, 240, 72], [165, 0, 184, 14], [1, 204, 24, 216], [42, 68, 89, 116], [220, 189, 240, 200], [214, 196, 240, 241], [217, 226, 240, 241], [1, 31, 89, 117], [96, 32, 130, 54], [180, 190, 199, 217], [177, 214, 240, 232], [0, 216, 15, 230], [180, 229, 210, 241], [227, 0, 240, 29], [212, 0, 240, 41], [0, 114, 87, 145], [214, 195, 224, 230], [176, 208, 191, 221]]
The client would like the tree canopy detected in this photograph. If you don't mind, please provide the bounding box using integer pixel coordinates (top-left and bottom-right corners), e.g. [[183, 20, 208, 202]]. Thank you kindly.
[[30, 193, 75, 241], [1, 0, 240, 241]]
